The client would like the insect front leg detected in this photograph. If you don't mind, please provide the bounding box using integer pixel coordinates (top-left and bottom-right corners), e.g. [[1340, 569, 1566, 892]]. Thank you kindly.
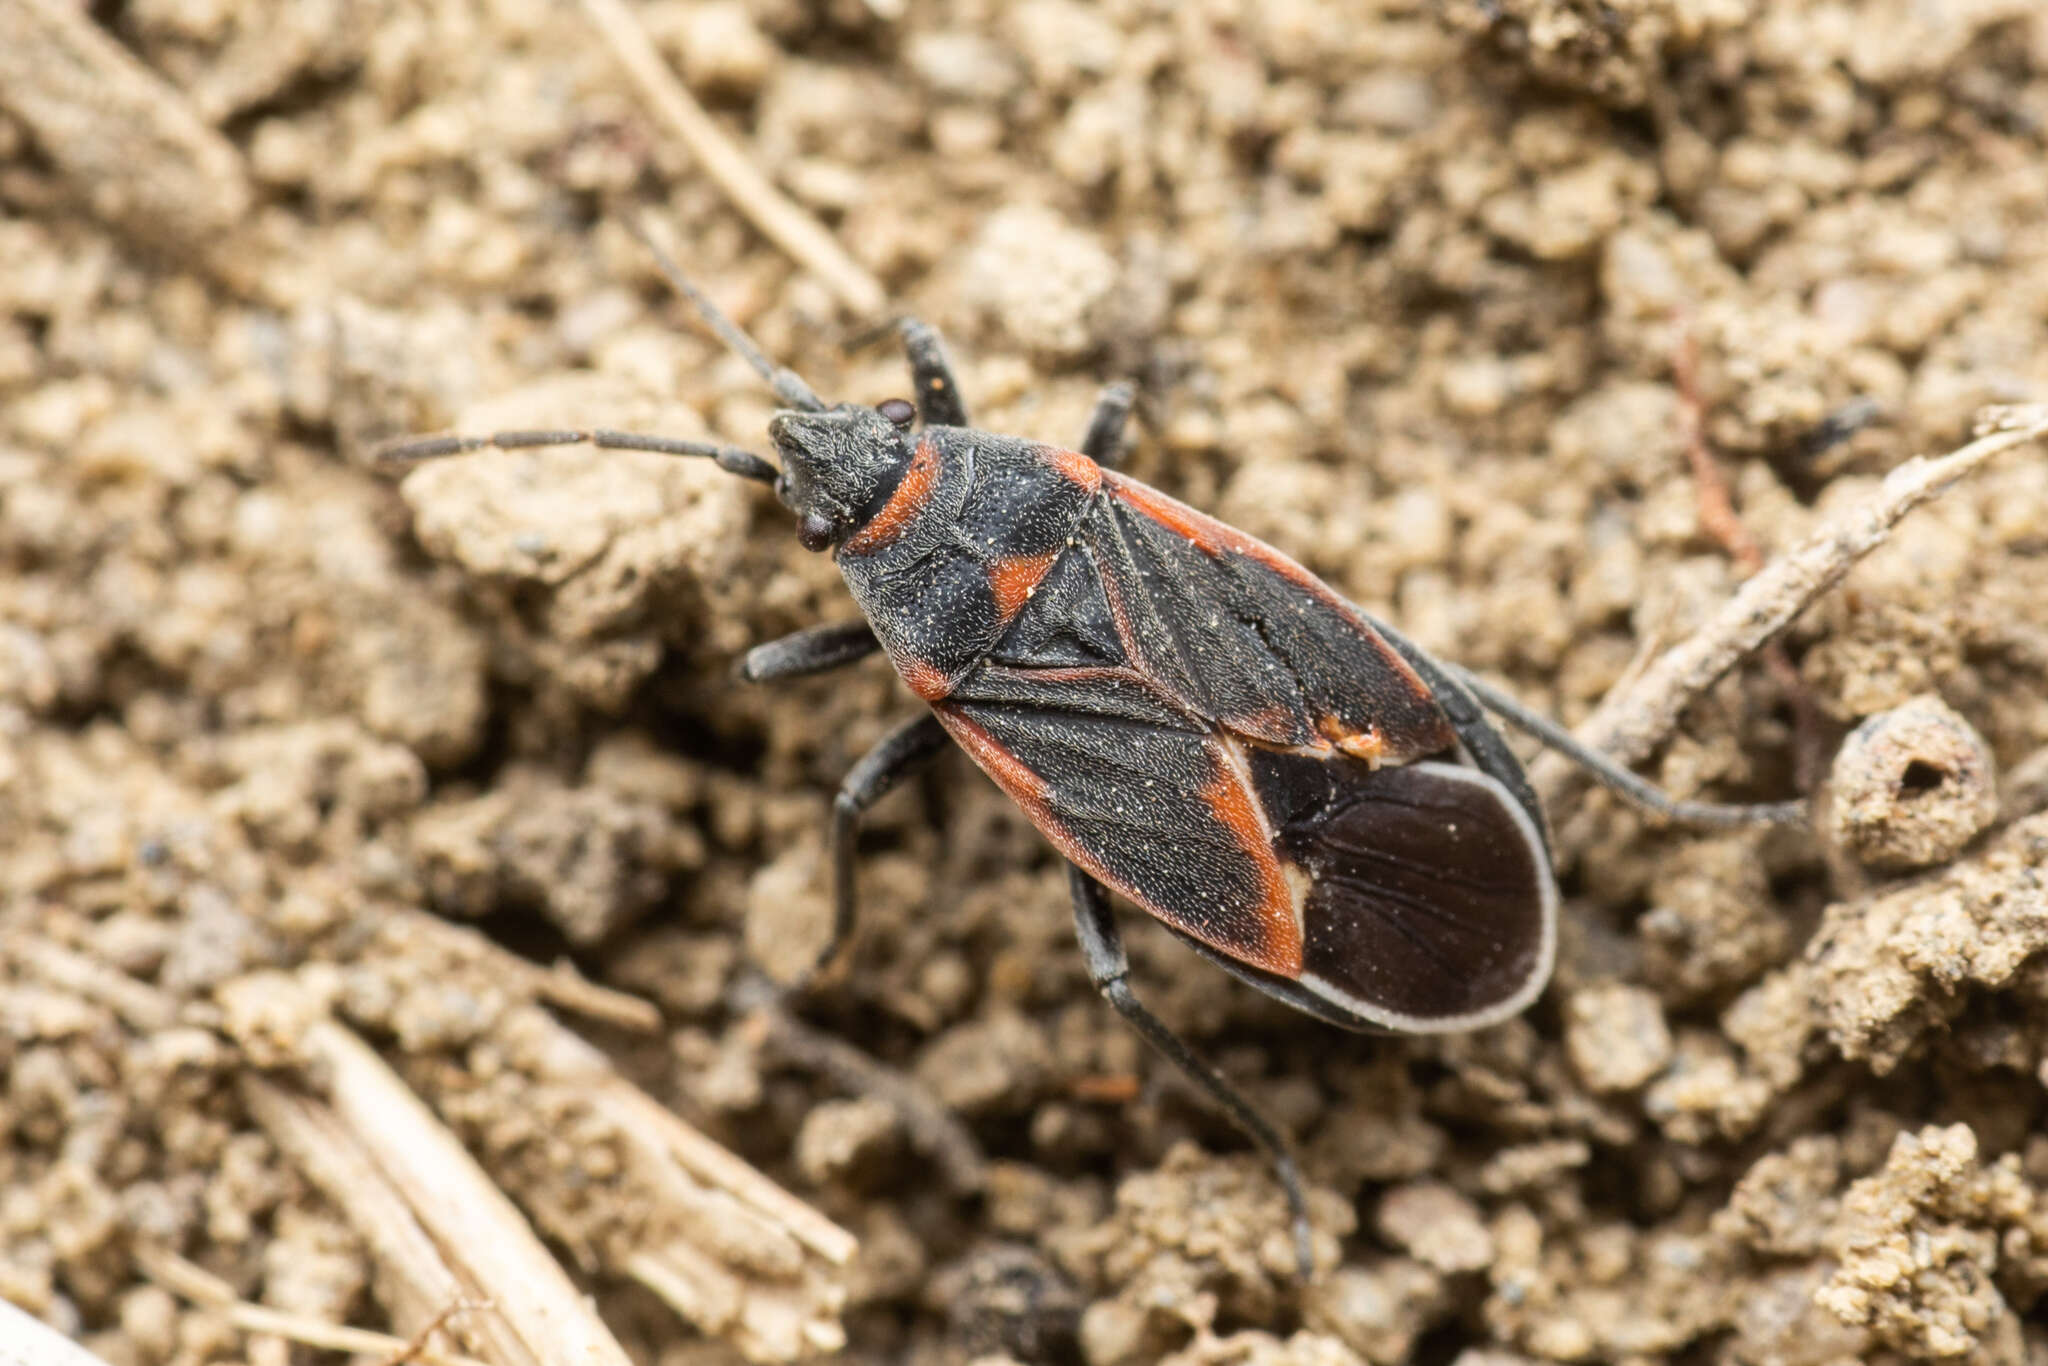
[[899, 320, 970, 427], [1066, 864, 1317, 1281], [813, 713, 952, 982], [737, 620, 880, 683], [1078, 382, 1136, 469]]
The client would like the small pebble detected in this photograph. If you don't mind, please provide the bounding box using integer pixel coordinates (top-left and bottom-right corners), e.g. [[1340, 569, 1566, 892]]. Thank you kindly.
[[1564, 982, 1673, 1093], [930, 1243, 1081, 1361], [963, 205, 1117, 359], [1375, 1181, 1495, 1273], [795, 1096, 902, 1185], [1826, 695, 1998, 871], [673, 1, 777, 95]]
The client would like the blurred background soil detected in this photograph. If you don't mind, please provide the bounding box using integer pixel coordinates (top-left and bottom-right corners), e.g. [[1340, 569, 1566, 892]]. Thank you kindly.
[[5, 0, 2048, 1363]]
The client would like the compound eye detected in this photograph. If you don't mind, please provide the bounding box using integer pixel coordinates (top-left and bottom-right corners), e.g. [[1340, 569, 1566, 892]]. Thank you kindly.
[[878, 397, 915, 428], [797, 511, 836, 552]]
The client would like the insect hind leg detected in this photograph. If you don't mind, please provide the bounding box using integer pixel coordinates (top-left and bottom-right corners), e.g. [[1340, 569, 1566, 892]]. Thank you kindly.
[[1449, 666, 1808, 829], [1067, 864, 1317, 1282], [1368, 615, 1804, 833], [373, 427, 778, 484]]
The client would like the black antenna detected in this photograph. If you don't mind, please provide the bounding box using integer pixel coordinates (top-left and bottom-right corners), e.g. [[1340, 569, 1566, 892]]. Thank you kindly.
[[373, 427, 778, 483], [625, 213, 827, 413]]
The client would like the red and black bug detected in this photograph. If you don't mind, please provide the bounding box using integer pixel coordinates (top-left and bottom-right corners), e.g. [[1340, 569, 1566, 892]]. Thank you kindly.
[[383, 233, 1804, 1278]]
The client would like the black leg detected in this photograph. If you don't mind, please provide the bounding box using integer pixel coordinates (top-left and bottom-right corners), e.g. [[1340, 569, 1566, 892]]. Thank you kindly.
[[1079, 382, 1136, 469], [373, 428, 777, 484], [900, 320, 970, 428], [1450, 665, 1808, 829], [814, 714, 952, 982], [738, 620, 881, 683], [1066, 864, 1316, 1281]]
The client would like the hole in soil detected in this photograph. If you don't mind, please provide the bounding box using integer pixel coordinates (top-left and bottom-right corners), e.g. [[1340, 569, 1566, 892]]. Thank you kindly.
[[1899, 760, 1947, 795]]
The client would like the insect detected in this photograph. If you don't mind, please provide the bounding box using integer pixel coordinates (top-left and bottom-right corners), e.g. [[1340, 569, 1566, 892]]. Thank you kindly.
[[382, 227, 1805, 1279]]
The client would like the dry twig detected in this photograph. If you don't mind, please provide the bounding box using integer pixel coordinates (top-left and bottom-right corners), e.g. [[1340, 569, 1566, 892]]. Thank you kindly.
[[0, 1299, 119, 1366], [4, 935, 178, 1031], [741, 995, 989, 1195], [25, 911, 853, 1364], [534, 956, 666, 1031], [0, 0, 257, 284], [301, 1020, 638, 1366], [135, 1247, 494, 1366], [1534, 404, 2048, 805], [381, 1300, 496, 1366], [578, 0, 887, 316], [426, 995, 857, 1358], [398, 912, 663, 1033], [1670, 329, 1764, 573], [1670, 327, 1827, 789], [591, 1075, 859, 1267], [241, 1076, 538, 1366], [511, 1017, 857, 1359], [724, 973, 989, 1195]]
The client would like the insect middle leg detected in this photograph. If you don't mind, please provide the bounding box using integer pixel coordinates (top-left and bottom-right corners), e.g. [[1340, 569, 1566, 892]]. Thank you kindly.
[[812, 713, 953, 981], [1066, 863, 1316, 1280]]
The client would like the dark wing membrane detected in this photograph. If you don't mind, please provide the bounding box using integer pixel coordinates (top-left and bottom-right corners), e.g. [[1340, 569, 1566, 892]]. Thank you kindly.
[[933, 692, 1304, 977], [1247, 747, 1556, 1031], [1089, 475, 1456, 762]]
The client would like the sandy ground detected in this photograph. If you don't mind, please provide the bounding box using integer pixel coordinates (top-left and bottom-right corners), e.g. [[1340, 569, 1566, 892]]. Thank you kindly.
[[5, 0, 2048, 1363]]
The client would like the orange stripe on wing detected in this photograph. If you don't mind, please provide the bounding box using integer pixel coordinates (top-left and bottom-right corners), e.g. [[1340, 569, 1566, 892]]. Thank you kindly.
[[1041, 444, 1103, 493], [844, 435, 939, 556], [939, 708, 1305, 980], [899, 656, 951, 701], [940, 707, 1152, 948], [1318, 714, 1386, 765], [934, 706, 1053, 808], [1105, 473, 1323, 593], [988, 548, 1060, 621], [1104, 469, 1443, 729], [1198, 746, 1303, 975]]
